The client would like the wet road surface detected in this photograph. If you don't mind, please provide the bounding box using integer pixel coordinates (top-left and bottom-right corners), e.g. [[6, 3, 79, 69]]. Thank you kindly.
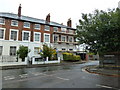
[[2, 61, 120, 89]]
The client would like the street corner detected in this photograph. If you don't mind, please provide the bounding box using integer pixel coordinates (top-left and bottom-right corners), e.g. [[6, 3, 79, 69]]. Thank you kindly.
[[83, 65, 120, 77]]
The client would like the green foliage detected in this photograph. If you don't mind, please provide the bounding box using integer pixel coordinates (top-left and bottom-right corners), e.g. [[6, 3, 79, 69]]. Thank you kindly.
[[76, 8, 120, 54], [40, 44, 57, 60], [17, 46, 29, 61], [63, 52, 81, 61]]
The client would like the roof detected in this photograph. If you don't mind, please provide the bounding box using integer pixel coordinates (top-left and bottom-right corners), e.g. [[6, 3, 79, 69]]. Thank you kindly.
[[0, 12, 76, 30]]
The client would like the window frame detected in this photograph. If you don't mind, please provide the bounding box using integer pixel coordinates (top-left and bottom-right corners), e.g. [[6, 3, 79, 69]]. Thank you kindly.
[[53, 27, 58, 32], [23, 22, 30, 28], [34, 24, 40, 30], [61, 28, 66, 33], [34, 32, 41, 42], [53, 34, 59, 43], [11, 20, 18, 26], [61, 35, 66, 42], [10, 29, 18, 41], [68, 36, 73, 42], [0, 46, 3, 56], [44, 25, 50, 31], [22, 31, 31, 42], [34, 47, 40, 55], [0, 18, 5, 25], [9, 46, 17, 56], [44, 33, 50, 43], [0, 28, 5, 40]]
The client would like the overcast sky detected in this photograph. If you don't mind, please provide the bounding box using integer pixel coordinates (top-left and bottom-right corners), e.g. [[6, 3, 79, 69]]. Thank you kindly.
[[0, 0, 119, 28]]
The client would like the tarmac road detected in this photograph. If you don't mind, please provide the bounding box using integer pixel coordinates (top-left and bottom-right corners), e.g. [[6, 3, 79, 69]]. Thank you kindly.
[[2, 60, 120, 89]]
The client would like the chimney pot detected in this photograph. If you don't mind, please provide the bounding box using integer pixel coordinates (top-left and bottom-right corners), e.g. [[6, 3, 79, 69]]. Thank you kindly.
[[46, 13, 50, 23], [67, 18, 72, 27], [18, 4, 22, 18]]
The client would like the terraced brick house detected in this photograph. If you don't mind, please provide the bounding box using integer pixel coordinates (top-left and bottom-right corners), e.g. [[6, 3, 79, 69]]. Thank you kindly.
[[0, 4, 78, 62]]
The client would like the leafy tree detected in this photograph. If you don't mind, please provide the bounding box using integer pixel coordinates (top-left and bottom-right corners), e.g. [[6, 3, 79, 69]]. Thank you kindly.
[[76, 8, 120, 54], [40, 44, 57, 60], [17, 46, 29, 61]]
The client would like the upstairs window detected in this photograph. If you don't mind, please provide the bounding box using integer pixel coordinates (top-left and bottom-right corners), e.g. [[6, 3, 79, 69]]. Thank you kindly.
[[24, 22, 30, 28], [0, 18, 5, 24], [68, 36, 73, 42], [53, 27, 58, 32], [44, 25, 50, 31], [10, 29, 18, 41], [68, 29, 73, 34], [54, 35, 59, 43], [34, 32, 41, 42], [11, 20, 18, 26], [44, 34, 50, 43], [61, 36, 66, 42], [22, 31, 30, 41], [34, 24, 40, 30], [0, 28, 5, 40]]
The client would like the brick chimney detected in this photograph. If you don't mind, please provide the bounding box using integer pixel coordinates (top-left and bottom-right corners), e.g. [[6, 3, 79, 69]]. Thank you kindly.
[[67, 18, 72, 27], [46, 13, 50, 23], [18, 4, 22, 17]]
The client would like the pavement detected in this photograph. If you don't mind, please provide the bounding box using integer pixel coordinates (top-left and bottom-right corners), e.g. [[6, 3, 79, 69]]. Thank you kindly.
[[84, 65, 120, 77]]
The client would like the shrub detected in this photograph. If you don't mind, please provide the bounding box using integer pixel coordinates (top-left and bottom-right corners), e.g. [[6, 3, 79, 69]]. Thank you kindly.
[[63, 52, 81, 61]]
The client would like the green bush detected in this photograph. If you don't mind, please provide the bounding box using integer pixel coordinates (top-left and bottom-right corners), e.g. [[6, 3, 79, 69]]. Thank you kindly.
[[63, 52, 81, 61]]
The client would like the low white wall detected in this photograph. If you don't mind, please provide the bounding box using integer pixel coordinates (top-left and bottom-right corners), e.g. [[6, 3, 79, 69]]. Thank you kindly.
[[0, 58, 27, 66], [32, 57, 60, 65]]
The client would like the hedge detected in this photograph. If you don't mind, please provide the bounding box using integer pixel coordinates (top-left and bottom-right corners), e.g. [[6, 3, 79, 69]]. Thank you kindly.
[[63, 52, 81, 61]]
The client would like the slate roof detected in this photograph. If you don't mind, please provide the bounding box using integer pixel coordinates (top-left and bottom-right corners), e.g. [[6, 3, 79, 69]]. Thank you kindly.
[[0, 12, 76, 30]]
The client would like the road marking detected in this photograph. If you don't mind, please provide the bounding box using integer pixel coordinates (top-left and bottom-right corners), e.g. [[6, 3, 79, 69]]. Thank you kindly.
[[19, 74, 28, 78], [4, 76, 15, 80], [96, 84, 113, 89], [33, 73, 44, 76], [56, 77, 69, 81]]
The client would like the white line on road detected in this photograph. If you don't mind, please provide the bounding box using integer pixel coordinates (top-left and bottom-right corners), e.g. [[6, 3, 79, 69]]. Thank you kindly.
[[96, 84, 115, 89], [19, 74, 28, 78], [56, 77, 69, 81], [4, 76, 15, 80]]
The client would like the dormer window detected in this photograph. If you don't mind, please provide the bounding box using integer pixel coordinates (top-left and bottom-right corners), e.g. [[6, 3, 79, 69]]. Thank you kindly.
[[44, 25, 50, 31], [34, 24, 40, 30], [11, 20, 18, 26], [0, 18, 5, 25], [61, 28, 66, 33], [24, 22, 30, 28], [53, 27, 58, 32]]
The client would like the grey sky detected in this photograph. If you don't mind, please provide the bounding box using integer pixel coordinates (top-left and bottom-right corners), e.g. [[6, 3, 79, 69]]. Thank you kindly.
[[0, 0, 119, 28]]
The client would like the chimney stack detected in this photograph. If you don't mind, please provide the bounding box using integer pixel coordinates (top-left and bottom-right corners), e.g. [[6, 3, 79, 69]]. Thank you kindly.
[[18, 4, 22, 18], [67, 18, 72, 27], [46, 13, 50, 23]]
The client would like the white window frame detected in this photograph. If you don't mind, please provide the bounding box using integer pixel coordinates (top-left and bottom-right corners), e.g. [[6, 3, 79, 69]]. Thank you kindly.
[[34, 47, 40, 55], [68, 29, 73, 34], [22, 31, 31, 42], [61, 35, 66, 42], [53, 34, 59, 43], [0, 18, 5, 25], [34, 32, 41, 42], [34, 24, 40, 30], [0, 46, 3, 56], [53, 27, 58, 32], [9, 46, 17, 56], [0, 28, 5, 40], [44, 25, 50, 31], [44, 33, 50, 43], [10, 29, 19, 41], [61, 28, 66, 33], [11, 20, 18, 26], [24, 22, 30, 28], [68, 36, 73, 42]]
